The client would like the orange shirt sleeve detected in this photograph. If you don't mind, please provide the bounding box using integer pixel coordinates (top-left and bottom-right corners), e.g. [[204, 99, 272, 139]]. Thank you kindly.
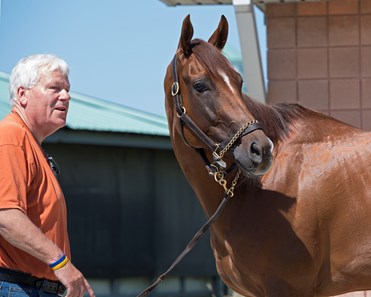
[[0, 143, 31, 214]]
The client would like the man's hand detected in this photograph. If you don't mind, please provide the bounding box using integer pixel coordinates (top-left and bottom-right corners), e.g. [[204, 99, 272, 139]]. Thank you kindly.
[[54, 261, 95, 297]]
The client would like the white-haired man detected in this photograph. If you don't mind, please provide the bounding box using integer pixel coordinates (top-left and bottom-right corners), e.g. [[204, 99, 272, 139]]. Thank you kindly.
[[0, 54, 95, 297]]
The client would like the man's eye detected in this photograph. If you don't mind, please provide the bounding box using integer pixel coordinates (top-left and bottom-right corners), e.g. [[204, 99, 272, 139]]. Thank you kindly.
[[193, 82, 208, 93]]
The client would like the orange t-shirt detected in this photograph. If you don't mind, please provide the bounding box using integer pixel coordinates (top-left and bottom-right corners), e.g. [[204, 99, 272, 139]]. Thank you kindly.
[[0, 111, 71, 280]]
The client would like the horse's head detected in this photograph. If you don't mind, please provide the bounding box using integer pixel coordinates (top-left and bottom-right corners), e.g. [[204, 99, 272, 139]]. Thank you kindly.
[[165, 15, 273, 178]]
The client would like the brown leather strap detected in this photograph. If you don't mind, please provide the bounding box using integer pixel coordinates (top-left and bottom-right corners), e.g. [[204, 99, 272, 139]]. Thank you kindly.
[[136, 194, 231, 297]]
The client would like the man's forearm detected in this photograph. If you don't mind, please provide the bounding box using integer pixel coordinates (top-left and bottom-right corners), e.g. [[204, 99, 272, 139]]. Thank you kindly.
[[0, 208, 63, 265]]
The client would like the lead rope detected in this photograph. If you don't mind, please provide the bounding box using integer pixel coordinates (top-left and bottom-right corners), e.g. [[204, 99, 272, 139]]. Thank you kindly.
[[136, 173, 240, 297]]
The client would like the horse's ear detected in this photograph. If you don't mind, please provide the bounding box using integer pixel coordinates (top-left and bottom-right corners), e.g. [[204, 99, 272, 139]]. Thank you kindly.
[[178, 14, 194, 58], [208, 15, 229, 50]]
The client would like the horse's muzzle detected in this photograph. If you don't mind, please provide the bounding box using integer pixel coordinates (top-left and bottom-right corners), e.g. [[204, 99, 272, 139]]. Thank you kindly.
[[233, 136, 273, 177]]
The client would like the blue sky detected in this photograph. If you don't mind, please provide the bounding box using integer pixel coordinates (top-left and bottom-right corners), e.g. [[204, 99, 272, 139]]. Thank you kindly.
[[0, 0, 265, 116]]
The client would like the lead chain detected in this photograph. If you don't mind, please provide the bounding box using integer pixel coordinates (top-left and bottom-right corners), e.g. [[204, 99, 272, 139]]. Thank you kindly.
[[216, 120, 258, 160], [213, 169, 241, 197], [219, 120, 258, 158]]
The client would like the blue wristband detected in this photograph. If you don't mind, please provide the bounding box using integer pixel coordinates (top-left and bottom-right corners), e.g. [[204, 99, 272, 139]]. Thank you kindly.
[[49, 254, 66, 268]]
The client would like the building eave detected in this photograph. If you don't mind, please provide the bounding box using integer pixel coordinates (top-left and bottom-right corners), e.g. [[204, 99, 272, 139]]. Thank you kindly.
[[45, 128, 172, 150]]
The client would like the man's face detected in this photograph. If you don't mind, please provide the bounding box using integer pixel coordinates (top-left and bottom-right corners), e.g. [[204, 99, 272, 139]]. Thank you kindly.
[[22, 70, 71, 135]]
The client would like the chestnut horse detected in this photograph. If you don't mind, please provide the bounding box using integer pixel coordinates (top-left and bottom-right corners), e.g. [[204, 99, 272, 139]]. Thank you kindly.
[[164, 15, 371, 297]]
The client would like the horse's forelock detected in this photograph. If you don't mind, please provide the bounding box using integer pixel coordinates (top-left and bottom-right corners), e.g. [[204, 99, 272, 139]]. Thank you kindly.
[[190, 39, 240, 82]]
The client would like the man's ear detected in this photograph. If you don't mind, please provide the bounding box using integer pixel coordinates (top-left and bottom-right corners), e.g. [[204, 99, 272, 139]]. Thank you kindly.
[[17, 87, 28, 106]]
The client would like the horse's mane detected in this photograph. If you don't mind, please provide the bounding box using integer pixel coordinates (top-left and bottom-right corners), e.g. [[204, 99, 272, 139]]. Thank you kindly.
[[191, 39, 307, 144], [243, 96, 307, 144]]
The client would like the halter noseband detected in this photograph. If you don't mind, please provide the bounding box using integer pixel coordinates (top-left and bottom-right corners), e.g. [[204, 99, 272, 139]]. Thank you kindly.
[[171, 55, 263, 193]]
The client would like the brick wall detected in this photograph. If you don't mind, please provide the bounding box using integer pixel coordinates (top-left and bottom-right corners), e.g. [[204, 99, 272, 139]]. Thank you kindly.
[[266, 0, 371, 130]]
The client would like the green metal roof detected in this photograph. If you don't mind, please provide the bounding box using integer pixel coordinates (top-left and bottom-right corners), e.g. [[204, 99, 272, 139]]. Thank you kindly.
[[0, 72, 169, 136]]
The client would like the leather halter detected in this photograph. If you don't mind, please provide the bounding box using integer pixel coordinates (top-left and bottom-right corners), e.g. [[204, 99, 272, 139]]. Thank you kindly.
[[170, 55, 263, 174]]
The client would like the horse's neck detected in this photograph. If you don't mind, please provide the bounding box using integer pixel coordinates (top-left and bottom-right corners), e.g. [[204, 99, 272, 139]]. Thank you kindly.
[[242, 95, 359, 145], [242, 95, 304, 144]]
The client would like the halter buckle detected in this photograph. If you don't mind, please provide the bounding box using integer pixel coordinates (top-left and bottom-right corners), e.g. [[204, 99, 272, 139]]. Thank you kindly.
[[171, 82, 180, 96], [212, 150, 221, 161], [176, 106, 187, 117]]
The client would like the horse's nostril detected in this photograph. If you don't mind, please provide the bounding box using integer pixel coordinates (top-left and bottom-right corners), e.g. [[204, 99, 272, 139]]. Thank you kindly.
[[250, 142, 261, 158]]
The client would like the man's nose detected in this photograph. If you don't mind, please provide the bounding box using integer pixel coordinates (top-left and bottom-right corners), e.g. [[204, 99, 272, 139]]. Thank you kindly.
[[59, 89, 71, 101]]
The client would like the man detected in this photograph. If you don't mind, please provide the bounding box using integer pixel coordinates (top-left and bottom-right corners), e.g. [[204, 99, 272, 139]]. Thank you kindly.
[[0, 54, 95, 297]]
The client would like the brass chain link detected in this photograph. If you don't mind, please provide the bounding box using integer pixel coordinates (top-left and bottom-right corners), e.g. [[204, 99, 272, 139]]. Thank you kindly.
[[213, 168, 241, 197], [216, 120, 258, 160]]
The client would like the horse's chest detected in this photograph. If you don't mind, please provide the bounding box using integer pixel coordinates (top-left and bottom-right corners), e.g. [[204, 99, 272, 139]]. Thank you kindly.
[[210, 196, 319, 296]]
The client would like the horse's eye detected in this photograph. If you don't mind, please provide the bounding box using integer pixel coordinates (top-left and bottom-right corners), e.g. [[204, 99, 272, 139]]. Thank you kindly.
[[193, 82, 208, 93]]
